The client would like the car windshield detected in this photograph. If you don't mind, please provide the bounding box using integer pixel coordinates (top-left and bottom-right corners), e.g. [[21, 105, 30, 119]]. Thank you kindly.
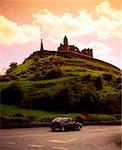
[[52, 117, 71, 122]]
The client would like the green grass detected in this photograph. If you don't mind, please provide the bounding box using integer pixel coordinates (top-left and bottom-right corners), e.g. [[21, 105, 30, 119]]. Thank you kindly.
[[0, 104, 119, 122], [88, 114, 117, 121], [10, 59, 33, 76], [0, 104, 80, 120], [103, 86, 119, 95], [0, 77, 73, 90], [0, 81, 13, 90], [66, 57, 120, 74], [60, 65, 105, 77]]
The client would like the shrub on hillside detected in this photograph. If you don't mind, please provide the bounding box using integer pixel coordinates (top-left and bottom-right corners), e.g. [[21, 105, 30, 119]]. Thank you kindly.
[[77, 85, 105, 113], [13, 112, 25, 117], [0, 83, 24, 105], [12, 112, 30, 123], [44, 68, 64, 79], [0, 75, 10, 82], [52, 87, 75, 112], [83, 74, 91, 81], [19, 93, 52, 110], [6, 62, 17, 74], [117, 83, 122, 89], [102, 73, 113, 80], [29, 72, 43, 81], [94, 76, 103, 90], [103, 94, 121, 114]]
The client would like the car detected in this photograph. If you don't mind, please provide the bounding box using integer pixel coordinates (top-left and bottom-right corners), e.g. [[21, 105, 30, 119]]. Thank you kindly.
[[51, 117, 83, 131]]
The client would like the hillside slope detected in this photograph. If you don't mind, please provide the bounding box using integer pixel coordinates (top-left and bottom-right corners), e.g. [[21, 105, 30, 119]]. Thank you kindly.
[[0, 55, 121, 114]]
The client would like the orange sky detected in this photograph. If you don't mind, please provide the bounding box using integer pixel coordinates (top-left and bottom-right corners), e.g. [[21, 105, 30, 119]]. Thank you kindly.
[[0, 0, 122, 74], [0, 0, 121, 23]]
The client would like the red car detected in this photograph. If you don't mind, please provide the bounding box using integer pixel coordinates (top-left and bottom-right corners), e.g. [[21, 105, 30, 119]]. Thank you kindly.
[[51, 117, 83, 131]]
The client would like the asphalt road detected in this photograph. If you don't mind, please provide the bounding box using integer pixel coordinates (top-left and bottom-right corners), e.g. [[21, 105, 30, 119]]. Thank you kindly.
[[0, 126, 121, 150]]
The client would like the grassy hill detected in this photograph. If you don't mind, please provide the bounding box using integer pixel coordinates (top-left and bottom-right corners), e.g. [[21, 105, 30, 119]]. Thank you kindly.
[[0, 55, 121, 114]]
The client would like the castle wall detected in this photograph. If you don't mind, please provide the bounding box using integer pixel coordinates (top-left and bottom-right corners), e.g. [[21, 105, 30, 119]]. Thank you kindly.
[[81, 48, 93, 57], [58, 45, 68, 52]]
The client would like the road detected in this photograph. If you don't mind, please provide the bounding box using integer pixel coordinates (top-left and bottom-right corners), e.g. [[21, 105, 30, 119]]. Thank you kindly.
[[0, 126, 121, 150]]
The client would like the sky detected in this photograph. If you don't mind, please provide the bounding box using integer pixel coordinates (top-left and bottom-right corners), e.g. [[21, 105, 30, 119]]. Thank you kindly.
[[0, 0, 122, 74]]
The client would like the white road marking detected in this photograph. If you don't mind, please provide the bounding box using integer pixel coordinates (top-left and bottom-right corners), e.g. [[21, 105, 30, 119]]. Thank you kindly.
[[49, 137, 80, 144], [28, 144, 44, 148], [67, 137, 80, 143], [8, 142, 16, 145], [49, 140, 66, 143], [0, 133, 50, 139], [52, 146, 69, 150]]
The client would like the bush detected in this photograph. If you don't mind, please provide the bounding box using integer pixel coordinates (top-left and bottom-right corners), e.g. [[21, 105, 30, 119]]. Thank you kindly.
[[13, 112, 25, 117], [0, 75, 10, 82], [44, 68, 64, 79], [0, 83, 24, 105], [83, 74, 91, 81], [52, 86, 75, 112], [116, 77, 121, 84], [77, 85, 105, 113], [103, 73, 113, 80], [94, 76, 103, 90], [29, 72, 43, 81], [103, 94, 121, 114], [6, 62, 17, 74], [12, 114, 30, 123], [117, 83, 122, 89]]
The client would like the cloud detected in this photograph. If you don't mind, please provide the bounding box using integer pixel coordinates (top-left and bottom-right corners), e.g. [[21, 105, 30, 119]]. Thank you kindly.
[[0, 16, 41, 44], [33, 9, 94, 38], [96, 1, 122, 38], [33, 1, 122, 39], [87, 41, 117, 64], [0, 1, 121, 45], [96, 1, 122, 20], [0, 67, 6, 75]]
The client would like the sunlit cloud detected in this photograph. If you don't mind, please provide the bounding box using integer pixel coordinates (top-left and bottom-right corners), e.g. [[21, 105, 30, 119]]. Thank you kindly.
[[33, 9, 94, 38], [0, 16, 41, 44], [96, 1, 122, 38], [0, 1, 121, 45], [96, 1, 122, 20], [33, 1, 122, 39], [87, 41, 117, 64]]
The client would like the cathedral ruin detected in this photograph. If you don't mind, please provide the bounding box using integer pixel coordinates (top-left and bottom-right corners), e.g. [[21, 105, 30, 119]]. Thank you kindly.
[[58, 35, 93, 57], [40, 35, 93, 58], [26, 35, 119, 71]]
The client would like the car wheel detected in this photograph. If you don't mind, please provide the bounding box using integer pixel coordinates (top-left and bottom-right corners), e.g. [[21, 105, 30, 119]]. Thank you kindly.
[[61, 127, 65, 132], [77, 126, 81, 131], [51, 127, 55, 131]]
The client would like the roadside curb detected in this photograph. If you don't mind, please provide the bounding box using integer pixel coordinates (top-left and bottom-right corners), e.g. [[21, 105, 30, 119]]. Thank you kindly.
[[0, 121, 121, 129]]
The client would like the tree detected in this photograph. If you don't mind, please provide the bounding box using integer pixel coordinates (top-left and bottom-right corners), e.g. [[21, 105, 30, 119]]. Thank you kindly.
[[1, 82, 23, 105], [9, 62, 17, 70], [6, 62, 17, 74], [94, 76, 103, 90], [52, 87, 75, 112], [102, 73, 113, 81], [44, 68, 64, 79]]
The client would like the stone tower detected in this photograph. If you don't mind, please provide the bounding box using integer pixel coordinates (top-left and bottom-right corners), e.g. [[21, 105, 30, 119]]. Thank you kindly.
[[40, 39, 44, 51], [63, 35, 68, 46]]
